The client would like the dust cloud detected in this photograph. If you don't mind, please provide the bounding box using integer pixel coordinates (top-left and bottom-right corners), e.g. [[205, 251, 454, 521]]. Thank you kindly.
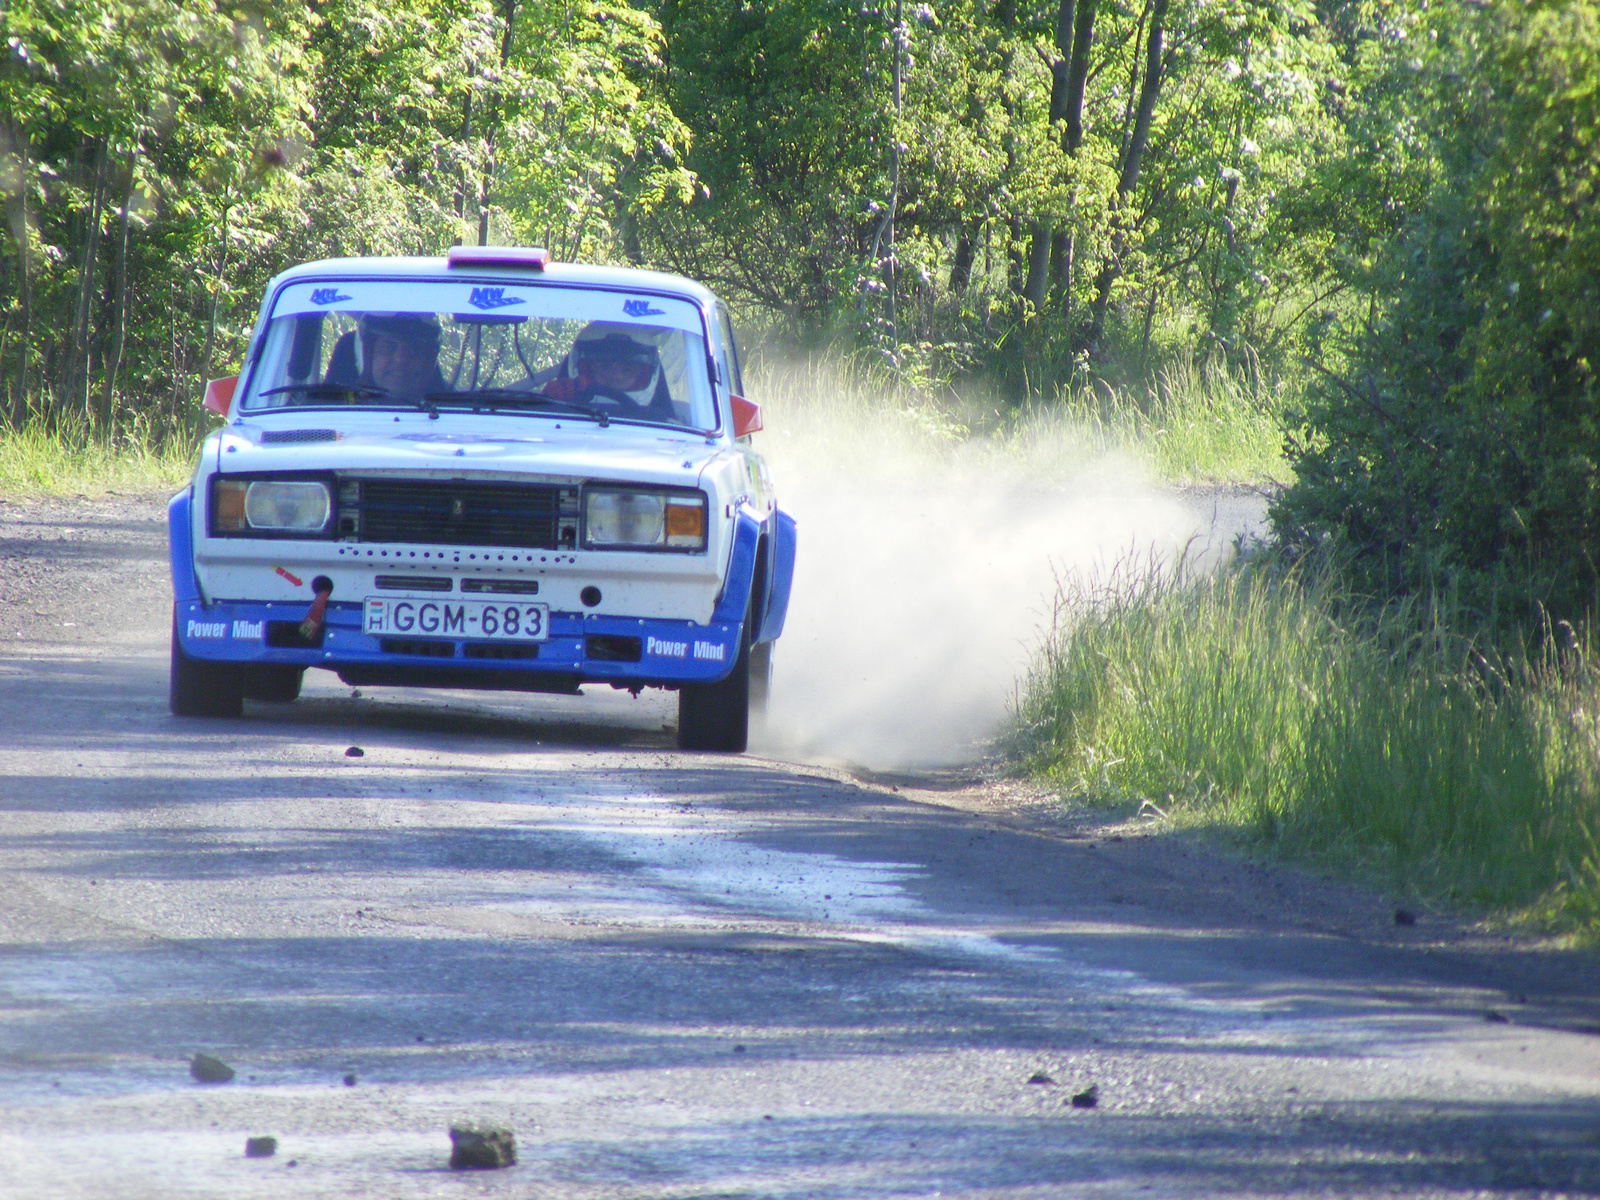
[[747, 374, 1262, 771]]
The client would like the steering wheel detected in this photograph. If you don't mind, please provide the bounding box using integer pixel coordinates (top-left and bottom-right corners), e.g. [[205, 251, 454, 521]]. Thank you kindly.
[[579, 384, 657, 416]]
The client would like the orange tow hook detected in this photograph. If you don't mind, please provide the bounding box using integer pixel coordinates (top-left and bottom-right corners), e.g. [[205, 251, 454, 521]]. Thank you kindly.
[[299, 577, 333, 642]]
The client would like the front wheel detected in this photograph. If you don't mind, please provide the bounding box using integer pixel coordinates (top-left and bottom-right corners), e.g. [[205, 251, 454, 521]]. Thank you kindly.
[[678, 630, 751, 752], [749, 641, 772, 717], [170, 613, 244, 718], [242, 664, 304, 703]]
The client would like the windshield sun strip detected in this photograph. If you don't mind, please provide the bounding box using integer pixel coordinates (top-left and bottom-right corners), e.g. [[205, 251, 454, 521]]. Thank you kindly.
[[241, 274, 724, 435], [240, 400, 698, 434]]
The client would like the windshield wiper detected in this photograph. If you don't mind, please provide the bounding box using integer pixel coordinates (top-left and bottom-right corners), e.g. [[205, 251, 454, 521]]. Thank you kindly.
[[260, 382, 392, 402], [426, 388, 609, 426]]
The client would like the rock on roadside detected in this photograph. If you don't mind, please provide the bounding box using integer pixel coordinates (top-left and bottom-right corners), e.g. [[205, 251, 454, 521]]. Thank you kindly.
[[190, 1054, 235, 1084], [449, 1124, 516, 1169]]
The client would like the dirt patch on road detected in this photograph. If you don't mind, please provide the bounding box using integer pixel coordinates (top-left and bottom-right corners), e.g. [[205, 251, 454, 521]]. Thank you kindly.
[[0, 490, 172, 654]]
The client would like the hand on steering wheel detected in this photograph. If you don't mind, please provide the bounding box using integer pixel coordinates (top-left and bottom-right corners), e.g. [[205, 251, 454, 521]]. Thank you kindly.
[[580, 384, 653, 414]]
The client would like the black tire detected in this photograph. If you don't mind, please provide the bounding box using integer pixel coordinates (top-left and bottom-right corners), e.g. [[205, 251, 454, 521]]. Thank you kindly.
[[241, 664, 304, 703], [749, 641, 773, 717], [170, 613, 244, 718], [678, 624, 751, 752]]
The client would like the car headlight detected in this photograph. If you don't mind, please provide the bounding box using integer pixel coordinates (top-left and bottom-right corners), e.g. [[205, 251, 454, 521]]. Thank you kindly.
[[213, 479, 331, 534], [584, 488, 706, 550]]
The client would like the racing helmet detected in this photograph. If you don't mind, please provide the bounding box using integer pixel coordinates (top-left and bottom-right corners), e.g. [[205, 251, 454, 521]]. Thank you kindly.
[[569, 322, 663, 406], [359, 312, 442, 357]]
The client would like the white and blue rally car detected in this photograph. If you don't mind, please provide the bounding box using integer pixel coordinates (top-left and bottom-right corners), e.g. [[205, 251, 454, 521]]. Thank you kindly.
[[168, 246, 795, 752]]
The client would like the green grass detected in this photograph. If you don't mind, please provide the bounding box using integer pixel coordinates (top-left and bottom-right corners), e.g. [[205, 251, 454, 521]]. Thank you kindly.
[[747, 349, 1286, 487], [1006, 558, 1600, 939], [0, 409, 201, 497], [1047, 354, 1288, 485]]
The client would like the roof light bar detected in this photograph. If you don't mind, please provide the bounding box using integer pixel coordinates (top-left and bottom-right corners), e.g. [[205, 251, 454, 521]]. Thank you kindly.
[[446, 245, 551, 269]]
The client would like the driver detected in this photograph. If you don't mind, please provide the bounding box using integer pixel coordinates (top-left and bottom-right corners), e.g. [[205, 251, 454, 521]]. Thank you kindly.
[[360, 312, 446, 401], [540, 323, 675, 419]]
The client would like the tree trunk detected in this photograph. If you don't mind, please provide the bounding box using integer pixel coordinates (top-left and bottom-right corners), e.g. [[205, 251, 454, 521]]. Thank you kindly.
[[993, 0, 1027, 298], [1086, 0, 1169, 352], [104, 156, 137, 422], [68, 143, 109, 415], [8, 127, 34, 424], [199, 199, 232, 391], [474, 0, 519, 247], [477, 169, 492, 246], [1062, 0, 1096, 155], [1030, 0, 1097, 309], [1051, 227, 1073, 298], [620, 208, 643, 265], [452, 87, 474, 244], [1116, 0, 1168, 199], [1022, 229, 1051, 306], [1024, 0, 1080, 308], [949, 228, 974, 293]]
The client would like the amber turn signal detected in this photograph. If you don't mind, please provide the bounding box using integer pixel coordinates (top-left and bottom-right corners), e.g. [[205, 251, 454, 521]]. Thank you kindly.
[[213, 480, 248, 532], [665, 499, 705, 545]]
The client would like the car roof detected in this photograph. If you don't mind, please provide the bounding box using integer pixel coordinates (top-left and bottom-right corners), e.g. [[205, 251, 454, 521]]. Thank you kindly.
[[268, 255, 720, 309]]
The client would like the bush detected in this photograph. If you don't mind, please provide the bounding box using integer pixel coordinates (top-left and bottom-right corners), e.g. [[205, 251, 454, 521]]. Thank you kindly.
[[1272, 0, 1600, 630]]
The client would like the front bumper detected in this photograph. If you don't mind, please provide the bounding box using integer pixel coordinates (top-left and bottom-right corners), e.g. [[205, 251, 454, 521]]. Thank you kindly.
[[168, 485, 763, 692], [174, 595, 743, 689]]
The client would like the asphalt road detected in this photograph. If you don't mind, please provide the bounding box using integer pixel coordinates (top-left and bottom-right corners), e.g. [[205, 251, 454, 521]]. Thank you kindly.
[[2, 492, 1599, 1198]]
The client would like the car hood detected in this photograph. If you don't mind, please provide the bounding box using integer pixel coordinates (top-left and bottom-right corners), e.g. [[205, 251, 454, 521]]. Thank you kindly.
[[216, 412, 725, 488]]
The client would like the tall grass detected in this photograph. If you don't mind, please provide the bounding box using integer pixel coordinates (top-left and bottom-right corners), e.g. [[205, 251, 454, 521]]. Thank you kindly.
[[0, 405, 203, 497], [1008, 558, 1600, 936], [1049, 354, 1287, 484], [747, 349, 1286, 487]]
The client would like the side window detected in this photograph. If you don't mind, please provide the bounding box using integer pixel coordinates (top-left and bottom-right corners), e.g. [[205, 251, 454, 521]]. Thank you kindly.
[[716, 305, 744, 396]]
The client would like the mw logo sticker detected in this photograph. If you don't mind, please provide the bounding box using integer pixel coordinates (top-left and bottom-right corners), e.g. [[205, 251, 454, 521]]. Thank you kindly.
[[622, 299, 666, 318], [469, 287, 526, 310], [310, 287, 352, 305]]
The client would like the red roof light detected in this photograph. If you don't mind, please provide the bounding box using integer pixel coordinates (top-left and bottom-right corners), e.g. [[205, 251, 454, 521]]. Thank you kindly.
[[447, 245, 551, 269]]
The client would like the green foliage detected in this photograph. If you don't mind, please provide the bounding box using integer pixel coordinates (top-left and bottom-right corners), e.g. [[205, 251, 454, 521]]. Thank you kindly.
[[648, 0, 893, 322], [0, 0, 687, 428], [1007, 554, 1600, 934], [1274, 0, 1600, 628], [0, 0, 1506, 425]]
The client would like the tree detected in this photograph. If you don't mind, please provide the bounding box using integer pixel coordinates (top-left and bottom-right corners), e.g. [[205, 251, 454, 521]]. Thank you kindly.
[[1273, 0, 1600, 628]]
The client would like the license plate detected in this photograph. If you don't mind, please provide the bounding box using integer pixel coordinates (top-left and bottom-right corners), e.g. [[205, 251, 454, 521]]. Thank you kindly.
[[363, 597, 549, 642]]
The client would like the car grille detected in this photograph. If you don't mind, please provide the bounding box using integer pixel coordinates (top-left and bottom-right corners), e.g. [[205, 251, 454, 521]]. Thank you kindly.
[[340, 478, 575, 549]]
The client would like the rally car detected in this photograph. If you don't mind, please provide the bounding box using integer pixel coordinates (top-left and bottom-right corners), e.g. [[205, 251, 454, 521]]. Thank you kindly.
[[168, 246, 795, 752]]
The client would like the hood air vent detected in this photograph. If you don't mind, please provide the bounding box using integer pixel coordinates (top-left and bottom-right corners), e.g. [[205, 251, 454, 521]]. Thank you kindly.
[[262, 429, 340, 444]]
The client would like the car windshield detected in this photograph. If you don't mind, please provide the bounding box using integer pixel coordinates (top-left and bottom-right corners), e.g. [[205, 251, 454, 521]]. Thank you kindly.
[[239, 278, 717, 430]]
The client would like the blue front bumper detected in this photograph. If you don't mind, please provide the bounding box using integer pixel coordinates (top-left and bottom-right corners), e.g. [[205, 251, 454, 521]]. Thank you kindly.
[[174, 596, 743, 688]]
